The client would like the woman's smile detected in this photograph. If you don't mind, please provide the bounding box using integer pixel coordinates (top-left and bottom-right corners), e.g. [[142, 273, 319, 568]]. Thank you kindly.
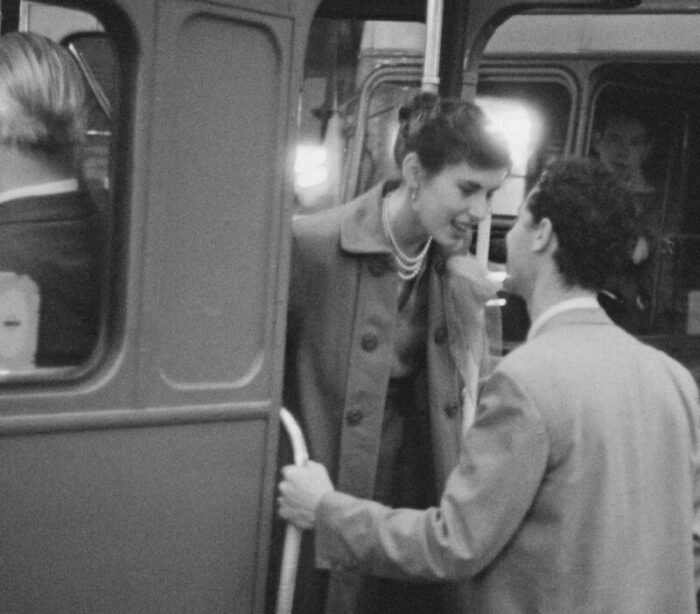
[[451, 219, 472, 235], [411, 161, 507, 250]]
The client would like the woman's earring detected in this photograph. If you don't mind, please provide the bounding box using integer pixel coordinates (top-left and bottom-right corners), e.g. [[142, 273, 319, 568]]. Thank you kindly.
[[411, 187, 419, 202]]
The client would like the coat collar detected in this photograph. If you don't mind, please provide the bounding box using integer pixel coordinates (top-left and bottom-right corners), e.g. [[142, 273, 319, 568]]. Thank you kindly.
[[339, 182, 394, 255], [338, 181, 499, 298], [528, 305, 614, 341]]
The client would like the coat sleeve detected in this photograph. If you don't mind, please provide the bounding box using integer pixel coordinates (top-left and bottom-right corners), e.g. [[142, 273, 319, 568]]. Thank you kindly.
[[690, 386, 700, 596], [314, 369, 549, 580], [444, 253, 501, 429], [285, 221, 306, 341], [694, 466, 700, 601]]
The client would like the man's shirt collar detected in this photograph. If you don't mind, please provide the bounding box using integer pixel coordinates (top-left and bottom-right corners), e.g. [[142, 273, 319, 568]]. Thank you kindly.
[[527, 296, 601, 341]]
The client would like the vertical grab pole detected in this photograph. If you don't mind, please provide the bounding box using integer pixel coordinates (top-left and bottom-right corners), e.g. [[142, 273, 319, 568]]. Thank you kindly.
[[422, 0, 443, 93], [423, 0, 492, 272], [275, 408, 310, 614], [423, 0, 494, 268], [422, 0, 493, 417], [476, 216, 491, 269]]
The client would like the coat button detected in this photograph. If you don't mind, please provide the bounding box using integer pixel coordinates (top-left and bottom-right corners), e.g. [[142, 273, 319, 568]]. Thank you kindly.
[[444, 401, 460, 419], [346, 408, 364, 426], [368, 259, 386, 277], [361, 333, 378, 351], [434, 325, 448, 345], [434, 257, 446, 276]]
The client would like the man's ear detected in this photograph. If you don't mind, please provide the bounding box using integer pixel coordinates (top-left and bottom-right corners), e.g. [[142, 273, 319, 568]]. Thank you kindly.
[[401, 151, 424, 189], [532, 217, 555, 254]]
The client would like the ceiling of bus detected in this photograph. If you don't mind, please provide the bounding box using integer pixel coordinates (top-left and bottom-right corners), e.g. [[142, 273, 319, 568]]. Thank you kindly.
[[485, 13, 700, 55], [314, 0, 646, 22], [633, 0, 700, 10], [316, 0, 425, 21]]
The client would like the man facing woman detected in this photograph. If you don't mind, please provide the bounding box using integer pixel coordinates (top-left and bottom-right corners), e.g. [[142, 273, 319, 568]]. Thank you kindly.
[[280, 92, 511, 614], [280, 157, 700, 614]]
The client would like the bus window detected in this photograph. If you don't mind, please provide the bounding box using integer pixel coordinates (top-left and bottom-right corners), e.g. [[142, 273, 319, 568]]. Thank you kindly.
[[63, 31, 115, 197], [473, 12, 700, 378], [354, 78, 419, 196], [295, 17, 365, 211], [475, 80, 573, 211], [588, 74, 700, 345], [476, 96, 542, 217], [474, 77, 574, 348], [589, 82, 673, 335], [0, 2, 114, 376]]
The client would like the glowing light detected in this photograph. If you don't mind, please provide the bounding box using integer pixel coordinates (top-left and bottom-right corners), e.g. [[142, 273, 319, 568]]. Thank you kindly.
[[477, 97, 540, 175], [295, 144, 329, 189]]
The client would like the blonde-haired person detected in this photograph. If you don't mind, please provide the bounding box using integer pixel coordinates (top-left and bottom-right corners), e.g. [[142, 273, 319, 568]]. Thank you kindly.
[[0, 32, 102, 367], [277, 92, 512, 614]]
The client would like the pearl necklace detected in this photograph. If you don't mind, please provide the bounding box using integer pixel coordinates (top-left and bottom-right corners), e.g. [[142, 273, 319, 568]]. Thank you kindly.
[[382, 197, 432, 281]]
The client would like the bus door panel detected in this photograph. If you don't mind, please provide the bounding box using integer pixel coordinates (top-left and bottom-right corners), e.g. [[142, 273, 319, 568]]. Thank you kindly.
[[134, 3, 294, 611], [0, 418, 271, 613], [140, 2, 292, 404], [0, 1, 298, 612]]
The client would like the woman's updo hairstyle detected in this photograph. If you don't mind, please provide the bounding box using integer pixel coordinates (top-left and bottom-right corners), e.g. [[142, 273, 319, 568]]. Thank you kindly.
[[393, 92, 512, 177], [0, 32, 86, 159]]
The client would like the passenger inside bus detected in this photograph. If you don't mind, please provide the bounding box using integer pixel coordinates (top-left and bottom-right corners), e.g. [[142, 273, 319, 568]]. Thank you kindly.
[[0, 32, 102, 368], [591, 96, 666, 334], [593, 100, 656, 196]]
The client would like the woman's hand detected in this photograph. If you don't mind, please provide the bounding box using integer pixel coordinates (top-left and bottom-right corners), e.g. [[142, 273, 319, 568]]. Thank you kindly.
[[278, 460, 335, 530]]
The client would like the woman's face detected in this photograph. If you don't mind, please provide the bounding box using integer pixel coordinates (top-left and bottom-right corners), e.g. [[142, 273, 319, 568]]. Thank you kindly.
[[413, 161, 508, 253]]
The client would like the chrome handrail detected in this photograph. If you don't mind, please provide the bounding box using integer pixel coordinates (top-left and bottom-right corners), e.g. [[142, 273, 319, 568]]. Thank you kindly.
[[276, 408, 310, 614]]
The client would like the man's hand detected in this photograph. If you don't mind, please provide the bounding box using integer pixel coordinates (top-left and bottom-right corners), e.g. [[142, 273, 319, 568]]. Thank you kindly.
[[632, 235, 650, 264], [278, 460, 335, 530]]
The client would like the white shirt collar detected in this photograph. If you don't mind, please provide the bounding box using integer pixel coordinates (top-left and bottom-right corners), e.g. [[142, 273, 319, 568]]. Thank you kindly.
[[0, 179, 79, 205], [527, 296, 601, 341]]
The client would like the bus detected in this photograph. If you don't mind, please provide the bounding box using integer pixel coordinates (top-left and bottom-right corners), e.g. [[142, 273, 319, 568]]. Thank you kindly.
[[0, 0, 696, 612]]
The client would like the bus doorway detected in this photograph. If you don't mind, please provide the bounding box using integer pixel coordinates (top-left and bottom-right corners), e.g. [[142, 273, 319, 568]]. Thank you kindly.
[[293, 3, 700, 385]]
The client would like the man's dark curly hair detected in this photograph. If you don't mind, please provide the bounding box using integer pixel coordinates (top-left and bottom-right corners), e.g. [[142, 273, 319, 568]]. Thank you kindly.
[[527, 157, 638, 291]]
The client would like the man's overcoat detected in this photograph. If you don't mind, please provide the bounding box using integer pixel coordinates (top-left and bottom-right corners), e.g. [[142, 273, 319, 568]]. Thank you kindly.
[[314, 306, 700, 614]]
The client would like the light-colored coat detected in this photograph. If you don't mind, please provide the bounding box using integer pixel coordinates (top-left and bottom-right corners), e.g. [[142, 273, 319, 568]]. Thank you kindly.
[[315, 307, 700, 614], [283, 182, 496, 614]]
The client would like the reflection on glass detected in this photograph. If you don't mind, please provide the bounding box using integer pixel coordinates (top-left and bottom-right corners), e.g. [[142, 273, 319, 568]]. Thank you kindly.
[[0, 3, 112, 375], [296, 144, 329, 190], [477, 96, 541, 216], [479, 97, 539, 174]]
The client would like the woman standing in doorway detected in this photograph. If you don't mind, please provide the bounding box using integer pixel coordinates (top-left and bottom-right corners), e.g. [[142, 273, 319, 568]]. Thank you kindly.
[[282, 92, 511, 614]]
